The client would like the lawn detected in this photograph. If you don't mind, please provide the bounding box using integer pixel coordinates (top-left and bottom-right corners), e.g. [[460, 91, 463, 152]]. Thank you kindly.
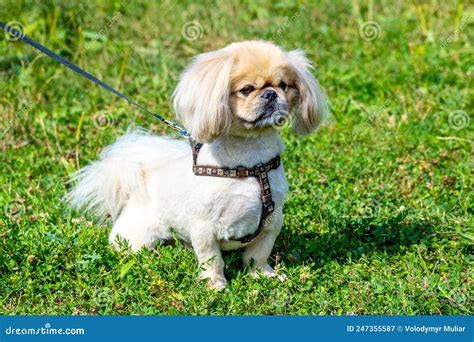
[[0, 0, 472, 315]]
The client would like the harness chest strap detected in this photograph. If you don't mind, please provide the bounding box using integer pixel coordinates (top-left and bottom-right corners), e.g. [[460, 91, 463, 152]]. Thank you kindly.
[[191, 142, 281, 243]]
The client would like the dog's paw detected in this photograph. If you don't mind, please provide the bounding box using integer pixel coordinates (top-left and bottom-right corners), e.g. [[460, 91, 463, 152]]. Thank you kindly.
[[200, 270, 227, 290], [250, 264, 286, 281], [208, 276, 227, 290]]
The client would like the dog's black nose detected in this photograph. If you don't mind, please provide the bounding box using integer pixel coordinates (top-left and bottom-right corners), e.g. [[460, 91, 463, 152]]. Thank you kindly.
[[261, 89, 277, 102]]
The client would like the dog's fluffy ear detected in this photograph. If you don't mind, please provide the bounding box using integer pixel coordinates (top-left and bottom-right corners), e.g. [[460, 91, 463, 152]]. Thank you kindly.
[[286, 50, 328, 135], [173, 50, 234, 143]]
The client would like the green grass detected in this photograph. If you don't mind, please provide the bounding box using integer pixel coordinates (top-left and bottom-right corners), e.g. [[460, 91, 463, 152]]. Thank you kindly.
[[1, 0, 472, 315]]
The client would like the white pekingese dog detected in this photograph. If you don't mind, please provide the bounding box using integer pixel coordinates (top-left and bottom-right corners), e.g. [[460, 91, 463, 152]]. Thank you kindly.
[[68, 40, 328, 289]]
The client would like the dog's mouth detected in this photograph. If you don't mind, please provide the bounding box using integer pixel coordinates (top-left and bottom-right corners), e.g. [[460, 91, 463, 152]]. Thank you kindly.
[[239, 102, 289, 128]]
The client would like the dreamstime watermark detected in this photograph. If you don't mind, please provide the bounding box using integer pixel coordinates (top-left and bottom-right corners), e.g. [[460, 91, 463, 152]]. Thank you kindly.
[[261, 204, 283, 228], [271, 11, 302, 41], [360, 198, 381, 218], [270, 288, 291, 309], [181, 21, 203, 41], [448, 110, 470, 130], [352, 98, 391, 138], [3, 20, 25, 41], [359, 21, 381, 41], [271, 110, 293, 130], [85, 12, 123, 50], [341, 197, 381, 219], [4, 197, 27, 219], [92, 111, 115, 129], [93, 287, 115, 308], [441, 15, 474, 48], [4, 323, 85, 336], [1, 102, 35, 138], [181, 198, 207, 218]]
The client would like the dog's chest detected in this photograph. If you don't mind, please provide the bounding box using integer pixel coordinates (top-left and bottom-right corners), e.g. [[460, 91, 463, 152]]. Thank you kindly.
[[211, 167, 288, 241]]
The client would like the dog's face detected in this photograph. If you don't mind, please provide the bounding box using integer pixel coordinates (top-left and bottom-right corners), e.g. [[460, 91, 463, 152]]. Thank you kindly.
[[228, 50, 297, 131], [173, 41, 328, 142]]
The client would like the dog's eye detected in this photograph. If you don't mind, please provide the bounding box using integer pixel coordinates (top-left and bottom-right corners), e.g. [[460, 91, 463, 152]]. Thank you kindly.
[[240, 85, 255, 96], [279, 81, 287, 90]]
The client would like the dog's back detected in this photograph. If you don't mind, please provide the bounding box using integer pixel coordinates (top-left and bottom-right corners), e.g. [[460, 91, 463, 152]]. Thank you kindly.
[[67, 129, 189, 221]]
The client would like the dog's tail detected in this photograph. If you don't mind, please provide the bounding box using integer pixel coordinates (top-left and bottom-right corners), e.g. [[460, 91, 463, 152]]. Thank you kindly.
[[66, 129, 188, 221]]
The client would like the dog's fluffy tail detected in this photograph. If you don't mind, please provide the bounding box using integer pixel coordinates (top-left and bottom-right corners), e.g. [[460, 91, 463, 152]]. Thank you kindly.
[[66, 129, 188, 221]]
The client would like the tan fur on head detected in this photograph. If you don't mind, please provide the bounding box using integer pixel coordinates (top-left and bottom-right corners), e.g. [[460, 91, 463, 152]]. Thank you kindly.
[[173, 40, 328, 143], [173, 50, 234, 143]]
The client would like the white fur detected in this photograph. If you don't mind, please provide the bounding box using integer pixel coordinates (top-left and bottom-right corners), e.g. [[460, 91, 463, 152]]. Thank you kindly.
[[68, 130, 288, 288], [68, 41, 327, 289]]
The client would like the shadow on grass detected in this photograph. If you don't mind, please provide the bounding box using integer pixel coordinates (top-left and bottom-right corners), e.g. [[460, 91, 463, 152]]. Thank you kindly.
[[167, 213, 435, 281], [279, 213, 434, 268]]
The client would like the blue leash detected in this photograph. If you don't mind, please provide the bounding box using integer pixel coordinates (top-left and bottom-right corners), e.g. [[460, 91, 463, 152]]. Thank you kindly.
[[0, 21, 189, 137]]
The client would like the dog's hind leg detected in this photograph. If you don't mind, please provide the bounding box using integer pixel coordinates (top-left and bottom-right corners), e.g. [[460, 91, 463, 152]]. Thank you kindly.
[[109, 195, 167, 251]]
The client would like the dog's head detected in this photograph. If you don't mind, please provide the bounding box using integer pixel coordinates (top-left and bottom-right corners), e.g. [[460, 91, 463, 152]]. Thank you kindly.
[[173, 40, 328, 143]]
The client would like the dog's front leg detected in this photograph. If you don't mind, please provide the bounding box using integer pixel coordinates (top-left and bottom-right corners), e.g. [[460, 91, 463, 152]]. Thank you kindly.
[[190, 225, 226, 289], [242, 210, 284, 280]]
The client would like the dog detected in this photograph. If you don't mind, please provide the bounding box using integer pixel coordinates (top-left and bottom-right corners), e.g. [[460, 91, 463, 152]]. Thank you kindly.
[[68, 40, 328, 289]]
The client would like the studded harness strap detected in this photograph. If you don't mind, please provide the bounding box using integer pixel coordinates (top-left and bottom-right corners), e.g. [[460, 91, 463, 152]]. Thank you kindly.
[[191, 142, 281, 243]]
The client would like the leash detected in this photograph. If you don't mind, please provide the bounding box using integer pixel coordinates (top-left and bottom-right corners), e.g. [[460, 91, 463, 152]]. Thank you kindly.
[[2, 22, 281, 243], [0, 21, 189, 137]]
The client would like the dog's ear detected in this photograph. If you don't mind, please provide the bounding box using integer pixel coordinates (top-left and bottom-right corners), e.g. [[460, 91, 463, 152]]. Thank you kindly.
[[173, 50, 234, 143], [286, 49, 328, 135]]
